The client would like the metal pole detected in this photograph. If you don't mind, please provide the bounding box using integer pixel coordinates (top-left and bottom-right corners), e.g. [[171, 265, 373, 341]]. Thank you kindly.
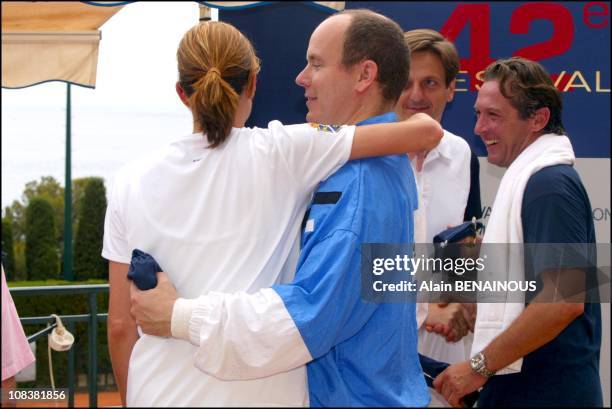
[[88, 293, 98, 407], [63, 82, 73, 280], [199, 4, 211, 21], [67, 321, 75, 408]]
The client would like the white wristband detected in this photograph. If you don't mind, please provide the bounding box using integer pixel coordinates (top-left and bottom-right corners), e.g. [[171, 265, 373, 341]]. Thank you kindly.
[[171, 297, 199, 342]]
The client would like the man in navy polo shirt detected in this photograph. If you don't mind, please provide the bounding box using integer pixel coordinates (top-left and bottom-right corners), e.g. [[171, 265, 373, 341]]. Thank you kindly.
[[434, 57, 602, 407]]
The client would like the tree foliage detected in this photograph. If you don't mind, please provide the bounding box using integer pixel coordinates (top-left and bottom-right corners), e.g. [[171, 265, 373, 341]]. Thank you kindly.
[[74, 178, 108, 280], [25, 197, 60, 280], [1, 218, 16, 279], [72, 177, 100, 237], [13, 241, 27, 281], [3, 176, 105, 280]]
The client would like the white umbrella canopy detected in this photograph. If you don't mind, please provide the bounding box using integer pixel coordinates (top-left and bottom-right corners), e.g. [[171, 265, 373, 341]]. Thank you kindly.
[[199, 1, 345, 18], [1, 1, 125, 89], [203, 1, 344, 8], [1, 1, 125, 282]]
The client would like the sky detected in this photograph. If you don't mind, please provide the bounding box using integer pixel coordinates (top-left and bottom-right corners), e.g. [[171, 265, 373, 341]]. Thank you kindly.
[[1, 2, 212, 111], [1, 2, 218, 207]]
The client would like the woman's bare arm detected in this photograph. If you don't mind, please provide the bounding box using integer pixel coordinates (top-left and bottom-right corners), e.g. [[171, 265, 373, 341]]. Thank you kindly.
[[107, 261, 139, 406]]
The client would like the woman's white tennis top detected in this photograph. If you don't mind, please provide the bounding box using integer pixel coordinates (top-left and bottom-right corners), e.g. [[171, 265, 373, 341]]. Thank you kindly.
[[102, 121, 354, 407]]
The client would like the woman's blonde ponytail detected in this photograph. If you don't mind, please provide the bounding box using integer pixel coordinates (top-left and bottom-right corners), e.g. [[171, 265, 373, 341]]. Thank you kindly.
[[177, 21, 259, 148]]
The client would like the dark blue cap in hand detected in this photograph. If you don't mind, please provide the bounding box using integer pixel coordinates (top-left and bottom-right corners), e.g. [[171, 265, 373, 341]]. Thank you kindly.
[[128, 249, 162, 290]]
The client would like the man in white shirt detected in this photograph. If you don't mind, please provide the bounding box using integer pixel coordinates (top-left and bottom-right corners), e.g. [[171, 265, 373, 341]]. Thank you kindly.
[[394, 29, 482, 407]]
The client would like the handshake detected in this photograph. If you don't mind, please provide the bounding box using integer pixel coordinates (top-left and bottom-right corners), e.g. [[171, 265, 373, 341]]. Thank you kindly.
[[424, 302, 476, 342]]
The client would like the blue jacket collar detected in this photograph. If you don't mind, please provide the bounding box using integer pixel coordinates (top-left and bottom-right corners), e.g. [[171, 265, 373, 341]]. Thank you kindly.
[[356, 112, 397, 126]]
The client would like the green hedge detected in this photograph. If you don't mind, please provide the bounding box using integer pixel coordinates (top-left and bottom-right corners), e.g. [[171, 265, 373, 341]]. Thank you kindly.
[[25, 197, 60, 280], [8, 279, 113, 391]]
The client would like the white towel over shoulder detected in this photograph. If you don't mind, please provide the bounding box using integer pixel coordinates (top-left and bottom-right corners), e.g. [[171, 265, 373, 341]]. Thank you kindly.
[[471, 133, 575, 374]]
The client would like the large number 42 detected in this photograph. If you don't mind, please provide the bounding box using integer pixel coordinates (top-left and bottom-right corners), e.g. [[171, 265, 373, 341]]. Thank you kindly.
[[440, 3, 574, 89]]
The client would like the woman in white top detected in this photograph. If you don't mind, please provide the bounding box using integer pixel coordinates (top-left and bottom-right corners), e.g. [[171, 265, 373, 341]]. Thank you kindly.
[[104, 21, 442, 407]]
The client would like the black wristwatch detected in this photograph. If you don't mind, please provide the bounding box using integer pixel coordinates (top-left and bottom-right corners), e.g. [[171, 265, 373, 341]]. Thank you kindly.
[[470, 351, 496, 378]]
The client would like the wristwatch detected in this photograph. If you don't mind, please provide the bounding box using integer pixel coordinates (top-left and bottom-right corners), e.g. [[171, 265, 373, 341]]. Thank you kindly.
[[470, 351, 496, 378]]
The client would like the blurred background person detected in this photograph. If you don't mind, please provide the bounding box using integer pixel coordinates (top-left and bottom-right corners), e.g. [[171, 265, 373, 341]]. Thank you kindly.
[[394, 28, 481, 407]]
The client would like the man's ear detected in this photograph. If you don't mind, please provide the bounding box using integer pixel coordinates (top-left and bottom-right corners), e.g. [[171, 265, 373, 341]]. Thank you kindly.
[[176, 82, 190, 107], [531, 107, 551, 134], [446, 79, 456, 103], [355, 60, 378, 93]]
